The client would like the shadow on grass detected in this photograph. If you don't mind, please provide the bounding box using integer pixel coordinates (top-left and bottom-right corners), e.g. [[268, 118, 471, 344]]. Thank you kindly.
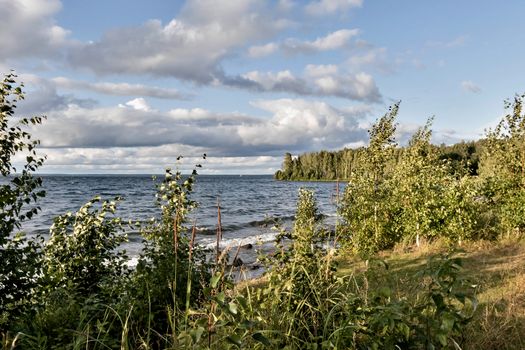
[[336, 240, 525, 350]]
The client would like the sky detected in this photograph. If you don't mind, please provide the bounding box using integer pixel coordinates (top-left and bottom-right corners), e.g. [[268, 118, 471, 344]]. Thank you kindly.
[[1, 0, 524, 174]]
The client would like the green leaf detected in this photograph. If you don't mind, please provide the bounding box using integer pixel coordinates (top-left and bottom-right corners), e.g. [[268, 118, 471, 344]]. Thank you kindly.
[[237, 296, 248, 309], [441, 313, 455, 332], [226, 334, 242, 347], [437, 333, 448, 346], [190, 327, 205, 343], [252, 332, 271, 346], [228, 302, 238, 315], [210, 272, 221, 288], [216, 291, 225, 304]]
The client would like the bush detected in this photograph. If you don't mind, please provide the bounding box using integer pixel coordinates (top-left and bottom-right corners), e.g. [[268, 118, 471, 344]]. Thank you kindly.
[[480, 93, 525, 237], [0, 72, 46, 328], [43, 197, 129, 298], [124, 166, 212, 347]]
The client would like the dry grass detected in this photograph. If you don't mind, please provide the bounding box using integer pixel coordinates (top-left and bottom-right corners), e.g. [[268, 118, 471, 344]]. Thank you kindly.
[[461, 240, 525, 350], [336, 239, 525, 349]]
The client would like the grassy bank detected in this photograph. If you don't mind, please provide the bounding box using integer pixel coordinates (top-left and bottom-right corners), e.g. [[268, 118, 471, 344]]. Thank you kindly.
[[337, 239, 525, 349]]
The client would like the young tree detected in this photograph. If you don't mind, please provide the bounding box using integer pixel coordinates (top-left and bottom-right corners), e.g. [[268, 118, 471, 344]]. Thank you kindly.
[[0, 72, 46, 326], [340, 103, 401, 254], [480, 93, 525, 236]]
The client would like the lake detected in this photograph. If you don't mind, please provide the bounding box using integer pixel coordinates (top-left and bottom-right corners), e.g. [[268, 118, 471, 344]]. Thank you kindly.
[[17, 174, 343, 275]]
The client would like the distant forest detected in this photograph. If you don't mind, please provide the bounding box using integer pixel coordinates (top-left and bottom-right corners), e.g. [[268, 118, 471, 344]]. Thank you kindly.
[[274, 140, 483, 181]]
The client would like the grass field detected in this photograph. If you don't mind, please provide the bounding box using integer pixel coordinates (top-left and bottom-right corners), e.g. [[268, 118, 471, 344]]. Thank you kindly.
[[337, 239, 525, 349]]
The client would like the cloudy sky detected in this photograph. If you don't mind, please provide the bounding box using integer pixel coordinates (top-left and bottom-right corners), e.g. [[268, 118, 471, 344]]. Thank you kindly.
[[2, 0, 524, 174]]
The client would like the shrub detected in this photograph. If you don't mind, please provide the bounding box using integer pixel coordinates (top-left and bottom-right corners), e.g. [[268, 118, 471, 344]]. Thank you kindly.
[[43, 197, 129, 298], [0, 72, 46, 328], [125, 166, 211, 346], [480, 93, 525, 236], [339, 103, 401, 254]]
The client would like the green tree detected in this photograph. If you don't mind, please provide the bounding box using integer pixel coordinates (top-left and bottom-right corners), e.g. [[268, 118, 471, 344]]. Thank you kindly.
[[0, 72, 46, 327], [392, 118, 445, 245], [480, 93, 525, 236], [340, 103, 401, 254]]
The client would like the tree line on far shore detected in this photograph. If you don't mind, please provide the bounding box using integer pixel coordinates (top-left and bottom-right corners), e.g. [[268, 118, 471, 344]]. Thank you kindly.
[[275, 136, 481, 181]]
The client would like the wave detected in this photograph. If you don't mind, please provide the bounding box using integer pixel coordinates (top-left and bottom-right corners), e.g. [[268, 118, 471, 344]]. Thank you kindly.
[[191, 215, 296, 236], [200, 231, 279, 250]]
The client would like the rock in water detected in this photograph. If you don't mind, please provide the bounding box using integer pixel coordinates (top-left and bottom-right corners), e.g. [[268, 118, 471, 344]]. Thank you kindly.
[[232, 257, 244, 267]]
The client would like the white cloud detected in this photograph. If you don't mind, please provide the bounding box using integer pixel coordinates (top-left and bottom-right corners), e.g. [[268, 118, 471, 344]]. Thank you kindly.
[[241, 70, 309, 94], [15, 75, 96, 115], [68, 0, 286, 83], [0, 0, 72, 62], [52, 77, 190, 100], [26, 96, 371, 159], [304, 64, 339, 76], [240, 98, 367, 149], [283, 29, 359, 53], [122, 98, 152, 112], [461, 80, 481, 93], [246, 28, 360, 59], [305, 0, 363, 15], [247, 43, 278, 58], [35, 146, 283, 174], [238, 65, 381, 102]]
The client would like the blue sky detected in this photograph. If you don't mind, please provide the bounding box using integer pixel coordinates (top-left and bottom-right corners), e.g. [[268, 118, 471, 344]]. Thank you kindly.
[[1, 0, 524, 174]]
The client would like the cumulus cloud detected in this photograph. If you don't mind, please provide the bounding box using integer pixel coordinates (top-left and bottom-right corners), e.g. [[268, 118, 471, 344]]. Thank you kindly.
[[52, 77, 191, 100], [247, 43, 279, 58], [0, 0, 72, 62], [15, 75, 96, 115], [282, 29, 360, 54], [27, 97, 371, 159], [248, 29, 359, 57], [235, 64, 381, 102], [122, 98, 152, 111], [461, 80, 481, 93], [35, 146, 283, 174], [305, 0, 363, 15], [241, 98, 368, 150], [68, 0, 286, 83]]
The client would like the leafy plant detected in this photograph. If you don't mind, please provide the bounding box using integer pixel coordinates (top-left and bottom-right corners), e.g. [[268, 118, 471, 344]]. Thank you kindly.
[[340, 103, 401, 254], [126, 164, 211, 347], [0, 72, 46, 328], [480, 93, 525, 236], [43, 196, 129, 297]]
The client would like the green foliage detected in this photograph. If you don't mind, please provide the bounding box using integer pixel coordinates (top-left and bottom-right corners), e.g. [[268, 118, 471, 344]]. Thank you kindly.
[[43, 197, 129, 297], [392, 118, 444, 244], [340, 104, 401, 254], [352, 253, 477, 349], [258, 189, 338, 346], [0, 72, 46, 328], [340, 105, 482, 255], [438, 141, 481, 176], [480, 93, 525, 236], [393, 119, 480, 245], [274, 135, 482, 182], [410, 253, 478, 349], [125, 166, 211, 346]]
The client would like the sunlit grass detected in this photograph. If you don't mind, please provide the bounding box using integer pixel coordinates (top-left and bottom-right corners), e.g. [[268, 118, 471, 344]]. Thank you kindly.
[[336, 238, 525, 350]]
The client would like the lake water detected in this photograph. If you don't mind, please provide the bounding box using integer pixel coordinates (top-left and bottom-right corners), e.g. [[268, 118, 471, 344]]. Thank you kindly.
[[16, 175, 343, 275]]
